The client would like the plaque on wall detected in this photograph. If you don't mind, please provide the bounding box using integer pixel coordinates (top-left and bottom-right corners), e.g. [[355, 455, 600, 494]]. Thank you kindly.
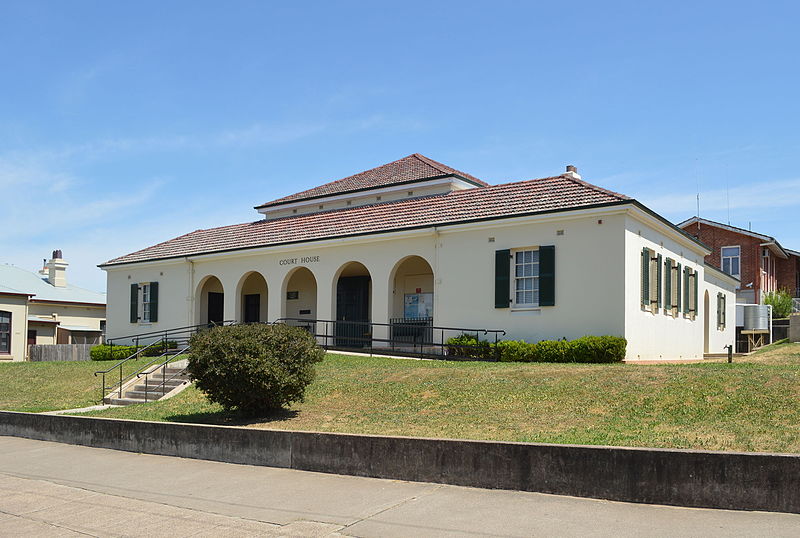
[[286, 291, 299, 300]]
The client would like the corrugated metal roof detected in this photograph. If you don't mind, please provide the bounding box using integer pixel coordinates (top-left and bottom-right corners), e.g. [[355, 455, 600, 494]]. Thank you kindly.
[[0, 264, 105, 305]]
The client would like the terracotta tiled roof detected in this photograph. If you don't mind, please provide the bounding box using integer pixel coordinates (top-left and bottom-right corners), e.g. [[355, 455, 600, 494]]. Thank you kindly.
[[104, 175, 631, 266], [256, 153, 487, 208]]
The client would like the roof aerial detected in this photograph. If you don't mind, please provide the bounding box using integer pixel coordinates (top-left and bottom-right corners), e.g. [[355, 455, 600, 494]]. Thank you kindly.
[[256, 153, 488, 209]]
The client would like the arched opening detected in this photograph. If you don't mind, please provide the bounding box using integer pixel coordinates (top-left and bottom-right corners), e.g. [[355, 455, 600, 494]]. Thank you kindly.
[[237, 272, 268, 323], [334, 262, 372, 348], [196, 276, 224, 327], [703, 290, 710, 354], [282, 267, 317, 332], [389, 256, 434, 346]]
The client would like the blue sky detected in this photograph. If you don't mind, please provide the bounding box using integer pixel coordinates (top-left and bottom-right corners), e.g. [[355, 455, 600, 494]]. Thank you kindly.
[[2, 1, 799, 291]]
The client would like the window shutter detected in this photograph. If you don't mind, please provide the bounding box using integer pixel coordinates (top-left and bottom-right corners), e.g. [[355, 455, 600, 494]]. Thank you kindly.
[[539, 245, 555, 307], [683, 269, 688, 314], [676, 263, 682, 313], [130, 283, 139, 323], [716, 293, 721, 328], [721, 294, 726, 328], [149, 281, 159, 323], [692, 270, 698, 316], [641, 248, 649, 308], [656, 253, 663, 309], [664, 258, 672, 311], [494, 249, 511, 308]]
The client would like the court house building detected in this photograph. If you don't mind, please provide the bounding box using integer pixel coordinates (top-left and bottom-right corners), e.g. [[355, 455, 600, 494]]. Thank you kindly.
[[102, 154, 736, 360]]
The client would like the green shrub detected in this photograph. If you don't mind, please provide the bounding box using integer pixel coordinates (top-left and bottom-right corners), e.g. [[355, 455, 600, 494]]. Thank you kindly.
[[446, 334, 627, 363], [569, 335, 627, 363], [90, 344, 139, 361], [532, 339, 570, 363], [764, 289, 794, 319], [188, 323, 325, 415], [496, 340, 536, 362], [90, 340, 179, 361], [445, 334, 497, 360]]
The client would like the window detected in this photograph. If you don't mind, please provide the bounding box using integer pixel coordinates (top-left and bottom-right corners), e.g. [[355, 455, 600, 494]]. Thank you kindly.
[[717, 293, 727, 330], [141, 284, 151, 322], [684, 267, 698, 320], [513, 249, 539, 306], [0, 311, 10, 353], [721, 246, 740, 278], [130, 282, 158, 323], [663, 258, 682, 317], [640, 247, 662, 313]]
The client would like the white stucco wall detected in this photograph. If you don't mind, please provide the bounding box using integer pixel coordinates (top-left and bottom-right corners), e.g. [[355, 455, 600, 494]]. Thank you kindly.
[[703, 269, 737, 354], [104, 204, 730, 360], [0, 294, 29, 361]]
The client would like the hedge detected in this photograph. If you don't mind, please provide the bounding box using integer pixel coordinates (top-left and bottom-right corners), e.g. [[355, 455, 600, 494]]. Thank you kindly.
[[446, 335, 626, 363], [90, 340, 178, 361]]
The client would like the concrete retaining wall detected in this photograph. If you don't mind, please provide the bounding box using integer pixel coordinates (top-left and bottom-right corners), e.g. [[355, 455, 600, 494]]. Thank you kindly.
[[790, 313, 800, 343], [0, 411, 798, 513]]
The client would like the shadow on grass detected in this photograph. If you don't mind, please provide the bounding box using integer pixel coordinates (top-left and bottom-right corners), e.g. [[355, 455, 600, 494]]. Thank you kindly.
[[163, 408, 299, 427]]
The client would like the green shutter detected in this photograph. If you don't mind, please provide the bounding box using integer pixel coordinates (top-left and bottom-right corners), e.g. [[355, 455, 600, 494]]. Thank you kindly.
[[495, 249, 511, 308], [721, 294, 726, 328], [644, 248, 650, 307], [539, 245, 555, 307], [692, 270, 699, 316], [676, 263, 682, 313], [130, 283, 138, 323], [149, 282, 159, 323], [656, 253, 663, 309], [683, 268, 690, 315], [664, 258, 672, 311]]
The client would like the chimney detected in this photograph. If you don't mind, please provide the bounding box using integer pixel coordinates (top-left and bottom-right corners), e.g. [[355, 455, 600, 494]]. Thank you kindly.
[[45, 250, 68, 287], [564, 165, 582, 180]]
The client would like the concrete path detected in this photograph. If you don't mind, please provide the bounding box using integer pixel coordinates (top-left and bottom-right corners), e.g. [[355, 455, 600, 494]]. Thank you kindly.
[[0, 436, 797, 537]]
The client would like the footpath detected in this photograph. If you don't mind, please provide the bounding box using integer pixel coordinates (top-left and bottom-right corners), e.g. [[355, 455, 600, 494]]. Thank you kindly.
[[0, 436, 797, 537]]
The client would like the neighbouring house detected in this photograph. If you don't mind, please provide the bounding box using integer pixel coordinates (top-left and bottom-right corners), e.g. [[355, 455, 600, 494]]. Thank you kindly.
[[101, 154, 736, 360], [677, 217, 800, 305], [0, 251, 106, 362]]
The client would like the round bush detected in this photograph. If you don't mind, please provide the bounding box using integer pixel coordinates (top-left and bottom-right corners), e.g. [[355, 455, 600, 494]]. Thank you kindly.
[[188, 323, 325, 415]]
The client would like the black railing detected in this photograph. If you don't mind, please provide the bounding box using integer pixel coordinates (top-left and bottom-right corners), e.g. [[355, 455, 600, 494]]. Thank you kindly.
[[95, 321, 234, 403], [275, 317, 505, 360]]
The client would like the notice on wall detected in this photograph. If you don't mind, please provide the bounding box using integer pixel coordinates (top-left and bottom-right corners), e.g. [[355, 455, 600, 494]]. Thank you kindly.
[[404, 293, 433, 319]]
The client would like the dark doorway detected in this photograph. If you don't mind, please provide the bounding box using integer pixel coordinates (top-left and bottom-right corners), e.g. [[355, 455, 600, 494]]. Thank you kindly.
[[27, 330, 36, 346], [244, 294, 260, 323], [336, 275, 371, 347], [208, 292, 224, 326]]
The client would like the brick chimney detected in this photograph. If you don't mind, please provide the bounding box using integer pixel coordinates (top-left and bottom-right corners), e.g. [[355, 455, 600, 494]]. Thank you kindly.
[[565, 165, 582, 180], [45, 250, 68, 287]]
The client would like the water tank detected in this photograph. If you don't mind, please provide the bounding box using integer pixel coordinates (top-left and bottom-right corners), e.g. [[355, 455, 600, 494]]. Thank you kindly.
[[743, 305, 770, 331]]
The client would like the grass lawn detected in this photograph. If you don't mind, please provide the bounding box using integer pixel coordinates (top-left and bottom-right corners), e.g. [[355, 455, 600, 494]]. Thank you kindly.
[[0, 358, 151, 412], [74, 342, 800, 453]]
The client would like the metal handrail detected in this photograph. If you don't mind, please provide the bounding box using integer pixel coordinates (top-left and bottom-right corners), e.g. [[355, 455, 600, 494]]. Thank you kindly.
[[138, 347, 191, 403], [105, 321, 234, 345], [274, 317, 506, 360]]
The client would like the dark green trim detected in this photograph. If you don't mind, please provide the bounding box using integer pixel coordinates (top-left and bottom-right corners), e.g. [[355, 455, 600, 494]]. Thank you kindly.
[[539, 245, 555, 307], [130, 283, 138, 323], [149, 281, 159, 323], [494, 249, 511, 308]]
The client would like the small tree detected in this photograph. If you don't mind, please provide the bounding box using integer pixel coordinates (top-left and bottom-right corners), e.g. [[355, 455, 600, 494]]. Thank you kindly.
[[763, 288, 794, 319], [188, 323, 325, 415]]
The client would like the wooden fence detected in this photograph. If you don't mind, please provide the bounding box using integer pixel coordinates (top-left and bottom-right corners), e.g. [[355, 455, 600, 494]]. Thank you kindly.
[[28, 344, 95, 362]]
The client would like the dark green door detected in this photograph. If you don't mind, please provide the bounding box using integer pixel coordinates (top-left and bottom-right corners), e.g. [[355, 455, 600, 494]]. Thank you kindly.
[[207, 292, 224, 326], [335, 276, 370, 347]]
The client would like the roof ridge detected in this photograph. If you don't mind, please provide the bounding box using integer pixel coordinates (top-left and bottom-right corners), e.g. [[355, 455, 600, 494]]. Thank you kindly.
[[411, 153, 488, 186]]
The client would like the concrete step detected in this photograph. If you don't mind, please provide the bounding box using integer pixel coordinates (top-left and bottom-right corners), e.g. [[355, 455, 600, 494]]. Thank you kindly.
[[106, 397, 150, 406], [123, 390, 173, 400]]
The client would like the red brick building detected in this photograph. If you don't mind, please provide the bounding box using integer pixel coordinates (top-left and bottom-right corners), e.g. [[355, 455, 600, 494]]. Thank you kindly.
[[678, 217, 800, 304]]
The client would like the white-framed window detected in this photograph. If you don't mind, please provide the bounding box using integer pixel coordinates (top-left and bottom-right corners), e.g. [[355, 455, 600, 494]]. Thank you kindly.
[[140, 283, 151, 323], [721, 246, 740, 278], [513, 249, 540, 307]]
